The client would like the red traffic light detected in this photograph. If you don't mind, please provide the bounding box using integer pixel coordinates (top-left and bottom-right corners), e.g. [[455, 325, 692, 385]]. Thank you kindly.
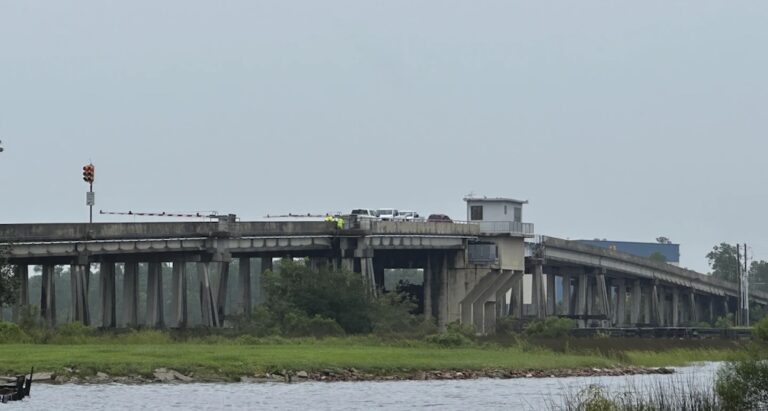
[[82, 164, 95, 184]]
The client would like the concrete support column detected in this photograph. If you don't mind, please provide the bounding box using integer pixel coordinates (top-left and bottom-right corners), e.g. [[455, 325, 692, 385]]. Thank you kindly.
[[671, 288, 680, 326], [561, 274, 571, 316], [596, 270, 611, 327], [171, 260, 188, 328], [651, 282, 661, 326], [99, 261, 116, 328], [70, 264, 90, 325], [532, 262, 546, 319], [708, 297, 715, 323], [437, 253, 448, 332], [40, 264, 56, 326], [257, 257, 272, 305], [630, 280, 641, 325], [238, 258, 252, 318], [146, 262, 164, 328], [216, 262, 230, 323], [576, 272, 588, 327], [424, 255, 433, 322], [122, 260, 139, 327], [197, 262, 220, 328], [546, 273, 556, 317], [689, 292, 698, 324], [12, 265, 29, 322], [643, 283, 651, 324], [511, 272, 525, 320], [615, 278, 626, 327]]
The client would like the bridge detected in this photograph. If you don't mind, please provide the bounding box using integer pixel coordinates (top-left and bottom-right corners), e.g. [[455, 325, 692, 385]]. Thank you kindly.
[[0, 220, 764, 333], [527, 236, 768, 327]]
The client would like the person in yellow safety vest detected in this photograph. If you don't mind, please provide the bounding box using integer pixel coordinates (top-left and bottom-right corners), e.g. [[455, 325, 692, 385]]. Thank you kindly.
[[335, 216, 344, 229], [324, 214, 334, 223]]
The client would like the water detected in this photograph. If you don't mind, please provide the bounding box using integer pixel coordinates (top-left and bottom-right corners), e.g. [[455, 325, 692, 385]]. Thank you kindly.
[[6, 363, 720, 411]]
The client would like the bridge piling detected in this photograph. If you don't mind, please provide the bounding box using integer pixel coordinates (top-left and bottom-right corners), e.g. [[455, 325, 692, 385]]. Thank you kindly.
[[99, 261, 116, 328], [615, 278, 626, 327], [595, 270, 611, 327], [122, 260, 139, 327], [198, 262, 221, 327], [146, 261, 165, 328], [40, 264, 56, 326], [171, 260, 188, 327], [12, 265, 29, 322], [437, 252, 448, 332], [424, 255, 433, 322], [630, 280, 641, 324], [546, 272, 556, 316], [561, 274, 572, 316], [238, 258, 251, 318], [576, 272, 588, 327], [215, 262, 230, 324], [70, 264, 90, 325], [672, 288, 680, 327]]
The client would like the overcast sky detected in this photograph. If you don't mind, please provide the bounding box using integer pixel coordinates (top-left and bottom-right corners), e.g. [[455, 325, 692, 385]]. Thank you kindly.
[[1, 1, 767, 272]]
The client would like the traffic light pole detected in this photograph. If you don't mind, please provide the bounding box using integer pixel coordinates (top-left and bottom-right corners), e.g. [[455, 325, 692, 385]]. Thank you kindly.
[[89, 183, 93, 224]]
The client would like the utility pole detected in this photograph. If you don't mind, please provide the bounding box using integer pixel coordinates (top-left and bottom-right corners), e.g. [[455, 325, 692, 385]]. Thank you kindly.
[[736, 243, 750, 327]]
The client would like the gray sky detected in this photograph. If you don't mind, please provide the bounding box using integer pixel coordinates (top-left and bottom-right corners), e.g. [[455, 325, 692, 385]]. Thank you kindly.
[[1, 1, 767, 272]]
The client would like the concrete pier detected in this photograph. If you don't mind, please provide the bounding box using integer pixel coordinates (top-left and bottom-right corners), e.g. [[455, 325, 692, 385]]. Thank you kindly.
[[629, 280, 641, 325], [238, 258, 252, 317], [12, 265, 29, 322], [615, 278, 626, 326], [197, 262, 220, 328], [146, 262, 164, 328], [70, 265, 90, 325], [561, 274, 572, 316], [546, 272, 556, 316], [171, 260, 188, 328], [99, 261, 116, 328], [122, 261, 139, 327], [216, 262, 230, 323], [40, 264, 56, 326]]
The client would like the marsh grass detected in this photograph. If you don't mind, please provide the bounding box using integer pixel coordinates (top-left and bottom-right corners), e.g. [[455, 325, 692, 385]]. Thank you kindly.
[[556, 375, 721, 411]]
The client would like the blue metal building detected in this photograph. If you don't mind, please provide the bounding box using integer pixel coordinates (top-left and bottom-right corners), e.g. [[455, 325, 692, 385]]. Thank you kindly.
[[576, 240, 680, 265]]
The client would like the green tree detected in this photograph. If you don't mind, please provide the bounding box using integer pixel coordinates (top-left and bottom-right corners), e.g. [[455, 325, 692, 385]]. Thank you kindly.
[[263, 259, 374, 334], [648, 251, 667, 263], [0, 245, 20, 307], [750, 260, 768, 293], [706, 243, 740, 282]]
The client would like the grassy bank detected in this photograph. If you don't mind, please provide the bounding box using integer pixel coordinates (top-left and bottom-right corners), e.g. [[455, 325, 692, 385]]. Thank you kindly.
[[0, 336, 744, 380], [0, 341, 615, 378]]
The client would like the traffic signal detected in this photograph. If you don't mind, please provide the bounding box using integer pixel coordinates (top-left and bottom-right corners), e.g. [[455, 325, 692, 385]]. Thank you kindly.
[[82, 164, 95, 184]]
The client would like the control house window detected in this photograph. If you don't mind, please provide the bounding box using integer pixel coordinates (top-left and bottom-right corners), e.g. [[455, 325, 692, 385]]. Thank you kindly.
[[470, 205, 483, 221], [514, 207, 522, 222]]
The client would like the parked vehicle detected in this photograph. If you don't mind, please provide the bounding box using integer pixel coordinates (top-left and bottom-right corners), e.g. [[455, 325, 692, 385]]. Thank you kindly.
[[377, 208, 398, 221], [396, 210, 422, 221], [350, 209, 379, 220], [427, 214, 452, 223]]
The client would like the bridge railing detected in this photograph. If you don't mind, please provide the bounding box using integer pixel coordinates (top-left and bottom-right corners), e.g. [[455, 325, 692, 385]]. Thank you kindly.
[[474, 221, 535, 236]]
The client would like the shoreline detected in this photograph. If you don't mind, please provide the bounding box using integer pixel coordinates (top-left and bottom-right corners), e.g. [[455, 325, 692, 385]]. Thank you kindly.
[[16, 365, 675, 385]]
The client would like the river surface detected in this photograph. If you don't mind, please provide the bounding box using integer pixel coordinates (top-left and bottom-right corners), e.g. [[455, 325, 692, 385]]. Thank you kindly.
[[6, 363, 719, 411]]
